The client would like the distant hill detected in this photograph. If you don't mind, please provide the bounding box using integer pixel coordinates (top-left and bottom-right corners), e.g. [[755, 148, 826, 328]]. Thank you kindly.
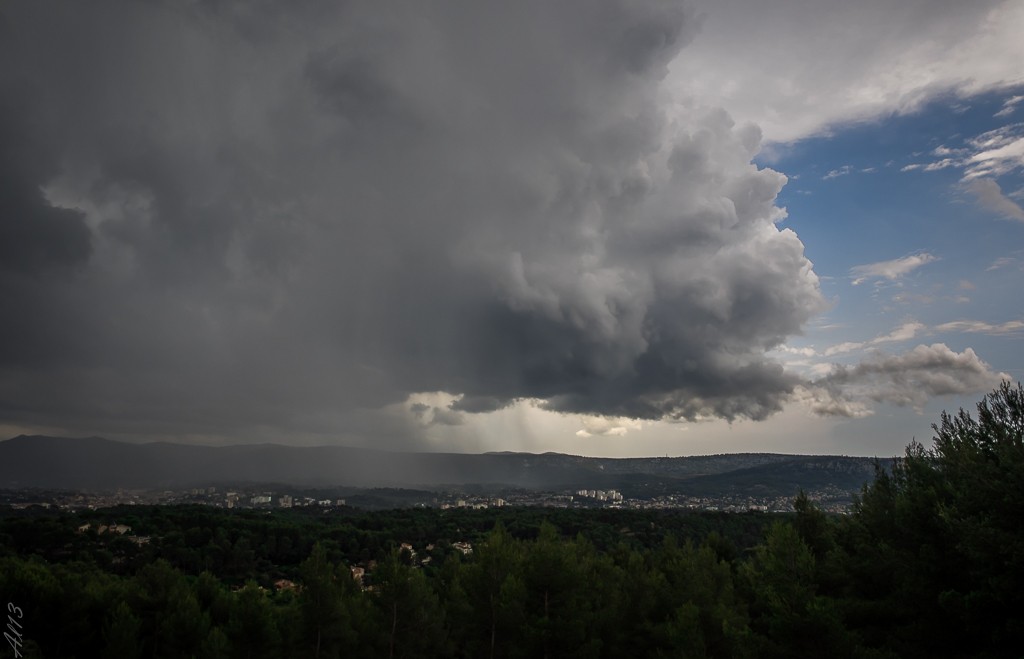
[[0, 435, 891, 498]]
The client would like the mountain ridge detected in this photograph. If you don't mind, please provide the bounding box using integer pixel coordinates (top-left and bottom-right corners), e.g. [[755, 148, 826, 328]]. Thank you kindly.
[[0, 435, 893, 497]]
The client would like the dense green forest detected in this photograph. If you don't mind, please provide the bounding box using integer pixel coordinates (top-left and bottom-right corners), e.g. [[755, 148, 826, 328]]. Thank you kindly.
[[2, 383, 1022, 658]]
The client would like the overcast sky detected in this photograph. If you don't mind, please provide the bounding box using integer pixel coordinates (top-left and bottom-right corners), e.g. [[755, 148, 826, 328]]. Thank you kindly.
[[2, 0, 1021, 457]]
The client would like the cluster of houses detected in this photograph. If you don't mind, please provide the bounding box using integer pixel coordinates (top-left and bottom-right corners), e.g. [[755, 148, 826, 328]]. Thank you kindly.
[[229, 539, 478, 596], [345, 540, 474, 592], [75, 522, 151, 545]]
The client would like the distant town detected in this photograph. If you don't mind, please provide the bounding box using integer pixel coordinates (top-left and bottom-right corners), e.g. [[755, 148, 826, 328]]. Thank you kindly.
[[0, 482, 856, 514]]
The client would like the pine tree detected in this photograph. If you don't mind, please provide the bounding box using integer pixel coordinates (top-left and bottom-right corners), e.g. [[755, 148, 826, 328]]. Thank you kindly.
[[102, 601, 142, 659]]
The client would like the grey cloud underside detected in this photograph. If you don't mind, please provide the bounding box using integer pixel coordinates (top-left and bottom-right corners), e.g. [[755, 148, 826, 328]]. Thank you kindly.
[[0, 1, 825, 440], [804, 344, 1009, 417]]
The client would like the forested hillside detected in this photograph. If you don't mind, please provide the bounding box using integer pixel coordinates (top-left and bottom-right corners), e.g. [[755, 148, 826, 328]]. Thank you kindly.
[[2, 383, 1022, 658]]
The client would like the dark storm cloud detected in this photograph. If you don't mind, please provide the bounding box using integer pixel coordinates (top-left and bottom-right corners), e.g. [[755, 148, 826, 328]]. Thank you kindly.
[[0, 0, 825, 443], [0, 91, 92, 273]]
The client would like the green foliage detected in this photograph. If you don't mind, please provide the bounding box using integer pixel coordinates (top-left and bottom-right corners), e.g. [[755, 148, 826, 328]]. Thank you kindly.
[[839, 382, 1024, 658], [102, 601, 142, 659], [792, 490, 834, 560], [742, 522, 853, 658], [373, 549, 446, 659], [517, 523, 600, 659], [227, 582, 280, 659], [298, 542, 352, 659], [648, 536, 751, 658], [459, 522, 527, 659], [931, 382, 1024, 651]]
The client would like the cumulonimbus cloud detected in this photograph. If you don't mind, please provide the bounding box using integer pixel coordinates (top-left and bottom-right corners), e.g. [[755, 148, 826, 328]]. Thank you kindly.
[[0, 1, 825, 443]]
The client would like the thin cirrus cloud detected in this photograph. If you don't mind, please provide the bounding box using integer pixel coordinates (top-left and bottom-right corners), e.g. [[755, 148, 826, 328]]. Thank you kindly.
[[935, 319, 1024, 335], [901, 122, 1024, 220], [963, 128, 1024, 180], [850, 253, 938, 286], [995, 95, 1024, 118], [902, 124, 1024, 179], [987, 256, 1021, 271], [823, 165, 853, 180]]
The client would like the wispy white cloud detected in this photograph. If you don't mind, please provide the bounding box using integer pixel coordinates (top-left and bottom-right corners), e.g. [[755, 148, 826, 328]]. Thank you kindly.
[[850, 253, 938, 285], [995, 95, 1024, 118], [987, 256, 1018, 270], [963, 125, 1024, 180], [889, 290, 936, 306], [823, 321, 925, 356], [821, 165, 878, 179], [900, 124, 1024, 205], [872, 321, 925, 343], [935, 319, 1024, 335], [823, 341, 863, 356], [923, 158, 957, 171], [966, 178, 1024, 220], [823, 165, 854, 180]]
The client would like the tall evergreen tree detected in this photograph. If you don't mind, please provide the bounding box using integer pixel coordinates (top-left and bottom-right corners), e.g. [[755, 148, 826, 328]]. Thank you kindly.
[[838, 382, 1024, 658], [227, 582, 280, 659], [102, 600, 142, 659], [298, 542, 354, 659], [372, 549, 446, 659], [462, 523, 526, 659]]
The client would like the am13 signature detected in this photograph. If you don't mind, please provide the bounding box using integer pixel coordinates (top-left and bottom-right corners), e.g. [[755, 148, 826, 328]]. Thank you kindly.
[[5, 603, 24, 658]]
